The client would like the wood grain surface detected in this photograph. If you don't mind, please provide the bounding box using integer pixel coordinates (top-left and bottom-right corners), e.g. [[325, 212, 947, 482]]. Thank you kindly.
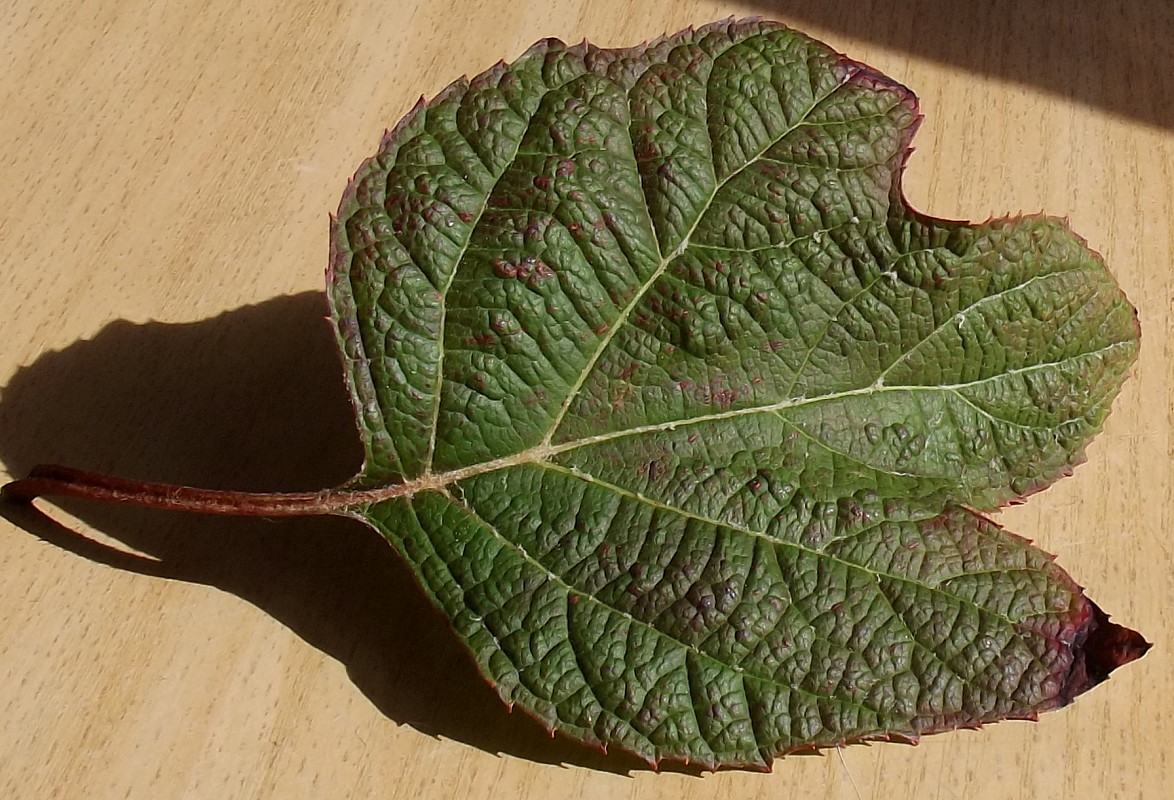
[[1, 1, 1169, 798]]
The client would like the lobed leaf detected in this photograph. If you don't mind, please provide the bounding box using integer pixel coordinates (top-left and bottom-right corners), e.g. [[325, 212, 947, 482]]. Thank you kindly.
[[327, 19, 1145, 768]]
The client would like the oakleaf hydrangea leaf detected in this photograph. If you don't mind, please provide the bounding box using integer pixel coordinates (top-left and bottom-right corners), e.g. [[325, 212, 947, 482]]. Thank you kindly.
[[326, 19, 1145, 768]]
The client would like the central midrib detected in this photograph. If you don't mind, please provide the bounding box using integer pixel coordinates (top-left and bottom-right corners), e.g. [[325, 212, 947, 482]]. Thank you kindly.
[[347, 333, 1125, 506], [345, 378, 938, 504]]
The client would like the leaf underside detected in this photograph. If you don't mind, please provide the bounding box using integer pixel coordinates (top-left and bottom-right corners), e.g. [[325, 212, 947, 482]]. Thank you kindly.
[[327, 19, 1146, 769]]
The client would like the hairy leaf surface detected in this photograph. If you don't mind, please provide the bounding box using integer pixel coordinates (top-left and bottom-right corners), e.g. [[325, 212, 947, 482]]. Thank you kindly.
[[327, 19, 1145, 768]]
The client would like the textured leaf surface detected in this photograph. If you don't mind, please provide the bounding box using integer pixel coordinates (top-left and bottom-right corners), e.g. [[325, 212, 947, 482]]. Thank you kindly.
[[327, 20, 1145, 768]]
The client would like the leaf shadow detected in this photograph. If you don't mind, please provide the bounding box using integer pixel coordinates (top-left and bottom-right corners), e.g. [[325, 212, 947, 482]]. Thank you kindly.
[[739, 0, 1174, 130], [0, 293, 693, 776]]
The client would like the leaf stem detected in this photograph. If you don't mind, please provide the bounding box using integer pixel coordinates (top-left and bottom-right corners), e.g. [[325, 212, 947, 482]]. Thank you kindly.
[[1, 465, 385, 517]]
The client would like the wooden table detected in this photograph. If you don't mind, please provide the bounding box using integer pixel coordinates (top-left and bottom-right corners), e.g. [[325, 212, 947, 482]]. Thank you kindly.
[[2, 2, 1169, 797]]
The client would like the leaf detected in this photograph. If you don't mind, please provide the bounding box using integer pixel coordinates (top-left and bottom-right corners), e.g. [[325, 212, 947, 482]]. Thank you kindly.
[[5, 18, 1146, 771], [323, 19, 1148, 767]]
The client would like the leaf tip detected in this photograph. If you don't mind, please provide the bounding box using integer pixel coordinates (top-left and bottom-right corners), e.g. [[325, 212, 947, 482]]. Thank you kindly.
[[1062, 602, 1150, 703]]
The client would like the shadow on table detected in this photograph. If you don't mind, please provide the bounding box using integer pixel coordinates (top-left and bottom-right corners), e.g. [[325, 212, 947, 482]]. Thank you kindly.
[[0, 293, 693, 775], [739, 0, 1174, 130]]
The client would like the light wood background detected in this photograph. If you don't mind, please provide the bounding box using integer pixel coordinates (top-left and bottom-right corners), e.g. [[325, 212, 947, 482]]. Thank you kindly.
[[1, 1, 1170, 798]]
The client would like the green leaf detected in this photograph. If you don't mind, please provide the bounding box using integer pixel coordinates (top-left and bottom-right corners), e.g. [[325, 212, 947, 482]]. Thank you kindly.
[[326, 19, 1145, 768]]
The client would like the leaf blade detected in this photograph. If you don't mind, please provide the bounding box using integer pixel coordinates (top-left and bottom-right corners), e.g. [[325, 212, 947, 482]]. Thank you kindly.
[[329, 18, 1146, 767], [360, 467, 1122, 767]]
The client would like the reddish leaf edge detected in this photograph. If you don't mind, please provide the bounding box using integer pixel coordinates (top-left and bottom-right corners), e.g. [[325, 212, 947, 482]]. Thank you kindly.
[[1063, 602, 1151, 701]]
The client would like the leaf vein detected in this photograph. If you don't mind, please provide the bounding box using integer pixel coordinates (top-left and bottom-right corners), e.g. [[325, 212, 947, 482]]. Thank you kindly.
[[448, 486, 894, 728], [875, 266, 1104, 387], [540, 462, 1024, 628], [540, 63, 861, 447]]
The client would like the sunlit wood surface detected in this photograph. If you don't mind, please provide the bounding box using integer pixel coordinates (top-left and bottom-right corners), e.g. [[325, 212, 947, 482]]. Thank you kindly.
[[1, 2, 1169, 798]]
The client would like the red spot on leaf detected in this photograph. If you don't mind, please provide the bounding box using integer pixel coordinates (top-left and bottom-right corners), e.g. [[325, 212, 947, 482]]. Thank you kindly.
[[492, 258, 517, 278], [493, 256, 554, 283], [711, 388, 737, 407]]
